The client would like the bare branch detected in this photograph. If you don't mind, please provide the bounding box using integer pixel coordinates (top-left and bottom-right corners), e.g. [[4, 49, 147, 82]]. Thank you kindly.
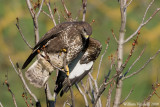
[[22, 93, 30, 107], [70, 86, 75, 107], [9, 56, 39, 103], [82, 0, 87, 21], [96, 38, 110, 81], [106, 82, 116, 107], [25, 0, 35, 17], [88, 75, 95, 103], [81, 81, 92, 100], [93, 59, 114, 107], [124, 0, 160, 43], [16, 17, 33, 49], [123, 48, 160, 79], [121, 47, 145, 80], [111, 29, 118, 43], [113, 0, 127, 106], [63, 99, 71, 107], [36, 0, 45, 18], [142, 82, 160, 105], [4, 80, 17, 107], [61, 0, 72, 19], [41, 10, 52, 18], [0, 102, 3, 107], [119, 87, 134, 105], [46, 1, 57, 26], [125, 0, 133, 8], [76, 84, 89, 107]]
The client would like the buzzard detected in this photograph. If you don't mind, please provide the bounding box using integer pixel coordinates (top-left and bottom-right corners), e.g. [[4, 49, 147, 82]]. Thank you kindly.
[[22, 21, 92, 88], [54, 37, 102, 96]]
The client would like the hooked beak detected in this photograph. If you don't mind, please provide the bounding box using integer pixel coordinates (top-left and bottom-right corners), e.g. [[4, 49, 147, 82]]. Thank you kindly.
[[84, 35, 90, 39]]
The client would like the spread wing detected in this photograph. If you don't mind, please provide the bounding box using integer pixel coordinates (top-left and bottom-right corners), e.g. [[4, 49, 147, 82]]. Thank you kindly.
[[54, 38, 102, 96], [22, 22, 73, 69]]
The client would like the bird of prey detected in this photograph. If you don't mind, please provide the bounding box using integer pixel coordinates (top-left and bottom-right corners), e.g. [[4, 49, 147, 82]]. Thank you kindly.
[[54, 37, 102, 97], [22, 21, 92, 88]]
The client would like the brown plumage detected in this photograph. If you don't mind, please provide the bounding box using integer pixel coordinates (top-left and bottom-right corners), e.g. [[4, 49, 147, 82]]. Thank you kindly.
[[22, 21, 92, 88], [53, 37, 102, 96]]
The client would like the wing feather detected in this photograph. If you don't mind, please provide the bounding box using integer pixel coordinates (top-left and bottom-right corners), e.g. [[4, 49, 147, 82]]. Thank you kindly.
[[22, 22, 74, 69]]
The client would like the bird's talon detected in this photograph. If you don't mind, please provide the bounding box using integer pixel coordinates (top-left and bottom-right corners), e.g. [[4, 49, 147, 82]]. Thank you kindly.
[[62, 48, 67, 53]]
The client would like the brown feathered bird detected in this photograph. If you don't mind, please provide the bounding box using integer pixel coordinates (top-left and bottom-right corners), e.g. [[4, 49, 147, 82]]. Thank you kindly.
[[53, 37, 102, 97], [22, 21, 92, 88]]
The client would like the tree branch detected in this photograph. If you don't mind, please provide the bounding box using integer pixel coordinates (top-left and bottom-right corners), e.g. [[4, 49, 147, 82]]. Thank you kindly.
[[46, 1, 57, 26], [113, 0, 127, 106], [36, 0, 45, 18], [124, 0, 160, 43], [9, 56, 39, 103], [123, 48, 160, 79], [82, 0, 87, 21], [119, 87, 134, 105], [121, 47, 145, 80], [0, 102, 3, 107], [4, 80, 17, 107], [96, 38, 110, 81], [106, 82, 115, 107], [16, 17, 33, 49], [76, 84, 89, 107]]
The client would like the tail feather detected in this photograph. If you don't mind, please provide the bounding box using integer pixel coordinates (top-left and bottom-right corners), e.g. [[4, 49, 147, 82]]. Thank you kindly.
[[25, 57, 54, 88], [22, 50, 38, 69]]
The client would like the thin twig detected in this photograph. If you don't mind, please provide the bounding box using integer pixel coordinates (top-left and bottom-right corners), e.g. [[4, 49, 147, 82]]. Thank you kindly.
[[82, 0, 87, 21], [125, 0, 133, 7], [81, 81, 92, 100], [69, 85, 75, 107], [124, 0, 160, 43], [141, 82, 160, 106], [121, 47, 145, 80], [63, 99, 71, 107], [96, 38, 110, 81], [119, 87, 134, 105], [93, 58, 114, 107], [4, 80, 18, 107], [22, 93, 30, 107], [46, 2, 57, 26], [123, 48, 160, 79], [36, 0, 45, 17], [16, 18, 33, 49], [61, 0, 72, 19], [111, 29, 118, 43], [88, 75, 95, 104], [41, 10, 52, 19], [106, 82, 116, 107], [9, 56, 39, 103], [76, 84, 89, 107], [25, 0, 35, 17], [0, 102, 3, 107]]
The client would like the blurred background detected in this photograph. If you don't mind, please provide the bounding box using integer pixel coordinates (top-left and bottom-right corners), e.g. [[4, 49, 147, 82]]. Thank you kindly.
[[0, 0, 160, 106]]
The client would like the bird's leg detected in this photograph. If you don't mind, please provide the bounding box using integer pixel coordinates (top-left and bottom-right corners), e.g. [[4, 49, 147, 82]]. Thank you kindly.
[[41, 45, 50, 62], [59, 48, 67, 57], [65, 65, 70, 77], [63, 54, 70, 77]]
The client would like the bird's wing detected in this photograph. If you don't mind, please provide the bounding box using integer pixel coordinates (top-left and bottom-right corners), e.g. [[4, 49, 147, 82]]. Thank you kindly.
[[22, 22, 73, 69], [59, 38, 102, 96]]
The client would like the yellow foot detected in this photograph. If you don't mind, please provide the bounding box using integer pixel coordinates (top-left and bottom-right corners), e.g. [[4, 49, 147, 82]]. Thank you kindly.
[[65, 65, 69, 77], [61, 48, 67, 53]]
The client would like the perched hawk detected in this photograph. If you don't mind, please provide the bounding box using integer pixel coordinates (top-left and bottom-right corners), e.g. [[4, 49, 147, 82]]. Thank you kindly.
[[54, 37, 102, 96], [22, 21, 92, 88]]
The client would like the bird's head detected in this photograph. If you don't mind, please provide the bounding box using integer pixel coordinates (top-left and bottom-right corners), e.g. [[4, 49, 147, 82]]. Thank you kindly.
[[76, 21, 92, 40]]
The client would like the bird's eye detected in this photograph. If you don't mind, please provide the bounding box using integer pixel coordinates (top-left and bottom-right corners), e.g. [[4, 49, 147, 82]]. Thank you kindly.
[[83, 28, 87, 32]]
